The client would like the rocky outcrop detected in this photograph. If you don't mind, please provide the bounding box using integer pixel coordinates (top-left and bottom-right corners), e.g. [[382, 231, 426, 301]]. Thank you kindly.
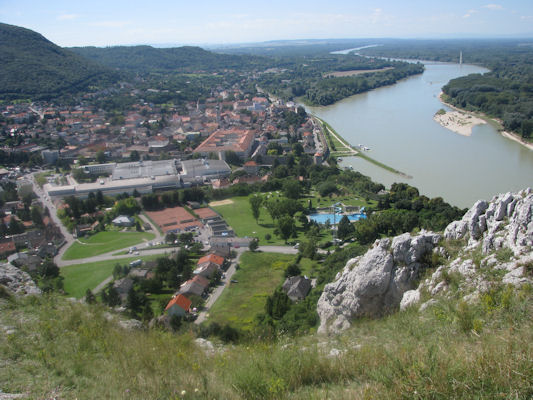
[[318, 189, 532, 335], [317, 231, 440, 334], [0, 263, 41, 296], [444, 188, 532, 256]]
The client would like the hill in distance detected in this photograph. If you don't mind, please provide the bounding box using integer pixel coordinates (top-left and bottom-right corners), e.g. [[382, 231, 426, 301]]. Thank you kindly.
[[0, 23, 119, 101], [70, 45, 267, 73]]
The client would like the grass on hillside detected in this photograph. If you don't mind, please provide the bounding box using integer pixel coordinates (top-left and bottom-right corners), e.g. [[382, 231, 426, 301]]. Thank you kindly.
[[61, 254, 162, 298], [62, 231, 156, 260], [0, 282, 531, 399], [206, 251, 295, 331]]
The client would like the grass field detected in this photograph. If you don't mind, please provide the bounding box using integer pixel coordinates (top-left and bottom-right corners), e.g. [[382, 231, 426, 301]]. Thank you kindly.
[[61, 254, 162, 298], [206, 251, 295, 331], [62, 231, 156, 260]]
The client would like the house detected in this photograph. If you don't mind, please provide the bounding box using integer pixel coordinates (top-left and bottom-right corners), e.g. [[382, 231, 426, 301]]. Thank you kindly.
[[0, 240, 16, 258], [282, 276, 312, 301], [112, 215, 135, 227], [113, 277, 134, 303], [7, 252, 41, 272], [194, 253, 225, 278], [243, 160, 259, 175], [165, 294, 192, 317], [178, 275, 210, 297]]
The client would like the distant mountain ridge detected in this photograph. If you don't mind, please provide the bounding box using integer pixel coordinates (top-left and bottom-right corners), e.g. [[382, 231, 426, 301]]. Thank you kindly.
[[0, 23, 119, 100], [69, 45, 266, 73]]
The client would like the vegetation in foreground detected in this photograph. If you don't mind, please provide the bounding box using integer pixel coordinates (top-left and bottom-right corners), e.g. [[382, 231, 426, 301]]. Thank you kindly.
[[0, 281, 530, 399]]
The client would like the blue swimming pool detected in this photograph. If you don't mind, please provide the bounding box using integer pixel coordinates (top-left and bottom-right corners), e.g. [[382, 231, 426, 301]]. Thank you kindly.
[[308, 213, 366, 224]]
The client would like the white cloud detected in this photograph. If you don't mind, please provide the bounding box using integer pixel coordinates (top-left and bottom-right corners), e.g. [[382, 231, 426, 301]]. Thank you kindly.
[[482, 4, 503, 11], [57, 14, 78, 21], [520, 15, 533, 21], [462, 9, 477, 19]]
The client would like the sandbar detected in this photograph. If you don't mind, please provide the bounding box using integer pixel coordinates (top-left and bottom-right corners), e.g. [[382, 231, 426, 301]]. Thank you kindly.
[[433, 109, 486, 137]]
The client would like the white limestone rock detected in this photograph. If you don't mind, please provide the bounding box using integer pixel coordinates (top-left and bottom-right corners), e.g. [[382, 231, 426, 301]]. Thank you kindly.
[[317, 231, 440, 334], [0, 263, 41, 296], [400, 289, 420, 311], [444, 188, 532, 256]]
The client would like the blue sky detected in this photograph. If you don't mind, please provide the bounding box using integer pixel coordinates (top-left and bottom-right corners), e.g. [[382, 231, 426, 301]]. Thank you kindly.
[[1, 0, 532, 47]]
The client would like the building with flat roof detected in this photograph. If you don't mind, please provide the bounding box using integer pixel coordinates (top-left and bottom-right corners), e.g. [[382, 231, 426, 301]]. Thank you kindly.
[[193, 129, 255, 159], [45, 159, 181, 199], [180, 159, 231, 183]]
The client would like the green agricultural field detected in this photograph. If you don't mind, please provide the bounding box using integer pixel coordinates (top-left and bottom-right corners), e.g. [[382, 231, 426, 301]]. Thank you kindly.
[[62, 231, 155, 260], [206, 252, 295, 331], [61, 254, 162, 298]]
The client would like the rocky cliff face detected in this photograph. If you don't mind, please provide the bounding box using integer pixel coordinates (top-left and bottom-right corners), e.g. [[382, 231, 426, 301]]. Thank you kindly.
[[317, 231, 440, 334], [0, 263, 41, 296], [318, 189, 532, 335]]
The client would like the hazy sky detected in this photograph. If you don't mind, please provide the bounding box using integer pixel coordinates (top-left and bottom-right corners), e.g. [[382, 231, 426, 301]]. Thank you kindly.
[[1, 0, 532, 47]]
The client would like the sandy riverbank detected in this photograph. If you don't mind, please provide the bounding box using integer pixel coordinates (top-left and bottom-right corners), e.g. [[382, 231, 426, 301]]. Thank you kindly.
[[433, 109, 486, 137], [436, 93, 533, 150]]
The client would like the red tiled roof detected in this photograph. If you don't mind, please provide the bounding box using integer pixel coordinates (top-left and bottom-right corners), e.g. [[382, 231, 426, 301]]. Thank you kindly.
[[244, 160, 257, 166], [0, 240, 15, 254], [165, 294, 192, 312], [197, 253, 224, 266]]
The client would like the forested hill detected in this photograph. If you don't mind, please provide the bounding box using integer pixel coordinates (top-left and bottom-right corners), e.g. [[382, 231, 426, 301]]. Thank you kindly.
[[0, 23, 119, 101], [70, 45, 268, 73], [361, 39, 533, 140]]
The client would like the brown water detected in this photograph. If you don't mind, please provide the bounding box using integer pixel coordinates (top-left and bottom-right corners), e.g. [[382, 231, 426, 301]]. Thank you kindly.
[[307, 62, 533, 208]]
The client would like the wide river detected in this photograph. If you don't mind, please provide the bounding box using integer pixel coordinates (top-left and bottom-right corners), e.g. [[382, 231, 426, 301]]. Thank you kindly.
[[306, 61, 533, 208]]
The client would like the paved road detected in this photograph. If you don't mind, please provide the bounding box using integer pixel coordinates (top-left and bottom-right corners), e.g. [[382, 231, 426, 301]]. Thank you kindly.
[[56, 245, 180, 267], [29, 172, 76, 263]]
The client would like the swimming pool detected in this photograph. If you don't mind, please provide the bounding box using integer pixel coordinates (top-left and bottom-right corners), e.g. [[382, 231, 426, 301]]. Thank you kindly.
[[308, 213, 366, 224]]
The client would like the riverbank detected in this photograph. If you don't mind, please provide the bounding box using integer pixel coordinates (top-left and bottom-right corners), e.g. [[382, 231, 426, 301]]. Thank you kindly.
[[314, 115, 412, 178], [438, 93, 533, 150]]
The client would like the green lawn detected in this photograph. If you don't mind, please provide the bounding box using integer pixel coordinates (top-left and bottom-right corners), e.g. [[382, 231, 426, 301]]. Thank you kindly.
[[61, 254, 162, 298], [62, 231, 156, 260], [206, 251, 295, 331]]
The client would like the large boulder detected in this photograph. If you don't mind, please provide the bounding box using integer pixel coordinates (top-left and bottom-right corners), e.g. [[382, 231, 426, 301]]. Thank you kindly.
[[317, 231, 440, 334]]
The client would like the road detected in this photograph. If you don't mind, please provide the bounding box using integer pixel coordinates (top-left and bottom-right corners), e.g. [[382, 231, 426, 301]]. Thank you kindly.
[[194, 248, 246, 324], [29, 172, 76, 263]]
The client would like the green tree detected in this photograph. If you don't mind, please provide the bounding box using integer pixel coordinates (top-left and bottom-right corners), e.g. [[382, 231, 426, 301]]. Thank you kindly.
[[85, 289, 96, 304], [276, 216, 296, 243], [249, 238, 259, 252], [95, 150, 106, 164], [337, 215, 355, 240], [249, 195, 262, 223], [282, 180, 301, 200]]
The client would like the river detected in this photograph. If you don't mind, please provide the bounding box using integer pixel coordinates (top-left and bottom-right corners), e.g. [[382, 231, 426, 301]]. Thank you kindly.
[[306, 61, 533, 208]]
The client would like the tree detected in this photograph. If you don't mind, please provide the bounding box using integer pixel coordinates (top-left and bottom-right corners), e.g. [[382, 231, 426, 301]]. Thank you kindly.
[[31, 206, 43, 227], [37, 258, 59, 279], [95, 150, 106, 164], [249, 238, 259, 252], [249, 195, 262, 223], [85, 289, 96, 304], [130, 150, 140, 161], [96, 190, 104, 205], [282, 180, 301, 200], [101, 283, 121, 307], [265, 288, 291, 320], [276, 216, 296, 243], [284, 263, 301, 278], [337, 215, 355, 240]]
